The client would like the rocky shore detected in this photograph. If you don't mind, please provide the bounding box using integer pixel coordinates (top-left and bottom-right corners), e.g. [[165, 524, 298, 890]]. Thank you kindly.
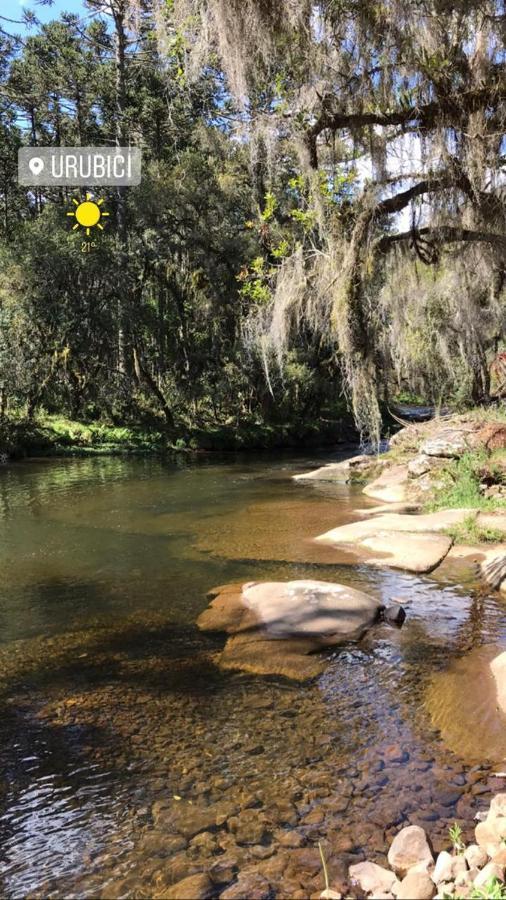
[[317, 793, 506, 900], [296, 414, 506, 588]]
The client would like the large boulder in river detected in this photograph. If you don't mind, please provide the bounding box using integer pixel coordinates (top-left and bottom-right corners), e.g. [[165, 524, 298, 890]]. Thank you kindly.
[[198, 580, 383, 680]]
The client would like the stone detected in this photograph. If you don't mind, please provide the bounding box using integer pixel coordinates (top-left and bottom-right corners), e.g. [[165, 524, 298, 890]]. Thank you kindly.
[[158, 873, 212, 899], [408, 455, 435, 478], [198, 580, 383, 680], [490, 793, 506, 818], [388, 826, 434, 877], [363, 465, 409, 502], [420, 429, 470, 458], [475, 423, 506, 451], [348, 861, 396, 894], [432, 851, 453, 884], [356, 502, 422, 516], [384, 744, 409, 764], [480, 546, 506, 589], [473, 861, 505, 889], [491, 652, 506, 715], [316, 509, 476, 543], [476, 817, 506, 852], [359, 532, 452, 574], [477, 513, 506, 536], [319, 891, 342, 899], [464, 844, 488, 869], [154, 802, 217, 839], [219, 873, 271, 899], [208, 857, 239, 884], [492, 848, 506, 866], [293, 455, 375, 482], [227, 808, 269, 844], [397, 872, 435, 899], [383, 603, 406, 626]]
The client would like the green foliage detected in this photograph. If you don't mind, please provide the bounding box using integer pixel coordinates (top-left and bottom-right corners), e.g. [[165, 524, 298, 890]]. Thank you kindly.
[[448, 822, 465, 854], [466, 878, 506, 899]]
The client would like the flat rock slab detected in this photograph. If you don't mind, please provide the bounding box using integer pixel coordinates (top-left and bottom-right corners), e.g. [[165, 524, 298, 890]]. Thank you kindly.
[[315, 508, 475, 544], [198, 580, 383, 680], [363, 465, 409, 502], [477, 513, 506, 535], [359, 531, 452, 573], [356, 502, 422, 517], [293, 454, 379, 482]]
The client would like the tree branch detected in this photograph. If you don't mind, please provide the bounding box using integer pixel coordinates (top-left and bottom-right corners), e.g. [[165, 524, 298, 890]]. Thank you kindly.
[[377, 226, 506, 253]]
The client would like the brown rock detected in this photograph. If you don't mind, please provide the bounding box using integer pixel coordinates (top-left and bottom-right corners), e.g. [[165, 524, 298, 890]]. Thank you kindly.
[[219, 873, 271, 899], [157, 873, 212, 899], [209, 856, 239, 885], [156, 802, 217, 839], [387, 826, 434, 876], [228, 808, 269, 845]]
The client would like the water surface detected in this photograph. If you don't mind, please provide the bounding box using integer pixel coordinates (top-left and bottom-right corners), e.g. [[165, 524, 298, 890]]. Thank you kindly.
[[0, 454, 505, 898]]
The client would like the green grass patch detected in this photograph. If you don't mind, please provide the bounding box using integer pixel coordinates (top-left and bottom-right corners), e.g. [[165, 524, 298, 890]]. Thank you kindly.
[[444, 513, 504, 545], [427, 451, 506, 513]]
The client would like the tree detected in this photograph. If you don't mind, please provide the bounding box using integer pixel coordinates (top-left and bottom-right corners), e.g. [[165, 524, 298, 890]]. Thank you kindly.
[[170, 0, 506, 439]]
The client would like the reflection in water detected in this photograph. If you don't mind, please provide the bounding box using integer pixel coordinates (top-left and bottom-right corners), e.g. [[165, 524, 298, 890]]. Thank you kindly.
[[0, 455, 504, 897]]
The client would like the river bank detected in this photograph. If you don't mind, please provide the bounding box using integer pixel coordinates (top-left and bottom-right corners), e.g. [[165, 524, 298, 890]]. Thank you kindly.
[[0, 412, 357, 458]]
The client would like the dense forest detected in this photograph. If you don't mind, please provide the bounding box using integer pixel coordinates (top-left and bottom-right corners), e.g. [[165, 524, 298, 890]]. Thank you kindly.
[[0, 0, 505, 448]]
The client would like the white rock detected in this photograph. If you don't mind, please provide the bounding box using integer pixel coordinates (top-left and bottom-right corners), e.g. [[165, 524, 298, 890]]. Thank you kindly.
[[464, 844, 488, 869], [473, 861, 505, 888], [388, 826, 434, 877], [348, 860, 396, 894], [319, 891, 341, 899], [432, 851, 454, 884]]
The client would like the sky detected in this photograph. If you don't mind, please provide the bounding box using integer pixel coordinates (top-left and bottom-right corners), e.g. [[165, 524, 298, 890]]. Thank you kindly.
[[2, 0, 86, 35]]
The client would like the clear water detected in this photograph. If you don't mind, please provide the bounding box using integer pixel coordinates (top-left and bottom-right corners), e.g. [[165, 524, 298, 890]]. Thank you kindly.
[[0, 454, 505, 898]]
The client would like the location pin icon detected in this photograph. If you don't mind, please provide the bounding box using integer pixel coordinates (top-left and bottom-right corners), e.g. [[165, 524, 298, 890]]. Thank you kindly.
[[28, 157, 44, 177]]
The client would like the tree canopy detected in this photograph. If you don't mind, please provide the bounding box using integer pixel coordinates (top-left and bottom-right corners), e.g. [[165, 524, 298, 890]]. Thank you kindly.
[[0, 0, 505, 444]]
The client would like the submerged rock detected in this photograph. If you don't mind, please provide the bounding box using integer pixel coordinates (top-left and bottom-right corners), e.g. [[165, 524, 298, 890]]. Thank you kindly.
[[157, 872, 212, 899], [197, 580, 383, 680], [491, 651, 506, 716]]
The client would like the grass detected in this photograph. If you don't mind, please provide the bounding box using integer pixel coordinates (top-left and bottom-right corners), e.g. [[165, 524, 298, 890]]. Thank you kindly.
[[445, 514, 505, 544], [0, 414, 166, 458], [427, 452, 506, 514]]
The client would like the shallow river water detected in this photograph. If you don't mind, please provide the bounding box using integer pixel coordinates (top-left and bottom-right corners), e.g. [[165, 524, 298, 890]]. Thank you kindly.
[[0, 453, 505, 899]]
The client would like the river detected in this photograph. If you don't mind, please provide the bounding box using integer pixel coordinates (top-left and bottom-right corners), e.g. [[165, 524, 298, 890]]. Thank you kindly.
[[0, 454, 505, 898]]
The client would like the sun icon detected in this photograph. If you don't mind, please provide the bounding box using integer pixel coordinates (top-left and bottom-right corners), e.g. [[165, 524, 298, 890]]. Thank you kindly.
[[67, 193, 110, 235]]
